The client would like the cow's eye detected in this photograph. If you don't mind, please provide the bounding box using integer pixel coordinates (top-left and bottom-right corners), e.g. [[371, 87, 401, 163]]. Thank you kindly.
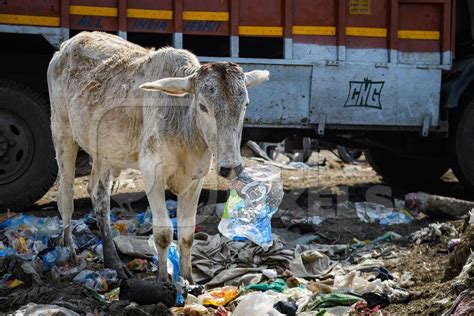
[[199, 103, 208, 113], [245, 102, 250, 108]]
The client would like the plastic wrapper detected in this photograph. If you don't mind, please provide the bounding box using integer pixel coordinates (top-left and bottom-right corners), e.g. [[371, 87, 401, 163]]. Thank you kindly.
[[355, 202, 413, 225], [73, 269, 117, 292], [4, 230, 30, 254], [40, 246, 71, 272], [199, 286, 239, 307], [218, 165, 283, 249], [72, 220, 99, 251]]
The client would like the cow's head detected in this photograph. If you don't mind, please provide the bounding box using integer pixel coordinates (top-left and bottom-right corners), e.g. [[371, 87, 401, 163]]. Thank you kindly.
[[140, 62, 269, 179]]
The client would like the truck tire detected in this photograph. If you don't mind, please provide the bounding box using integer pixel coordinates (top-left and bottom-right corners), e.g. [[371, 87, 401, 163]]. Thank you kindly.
[[337, 146, 363, 164], [450, 98, 474, 192], [0, 80, 57, 211], [365, 148, 449, 184]]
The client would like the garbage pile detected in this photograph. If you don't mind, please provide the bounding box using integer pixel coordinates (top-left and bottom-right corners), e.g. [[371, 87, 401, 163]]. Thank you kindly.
[[1, 161, 474, 315], [0, 202, 182, 294]]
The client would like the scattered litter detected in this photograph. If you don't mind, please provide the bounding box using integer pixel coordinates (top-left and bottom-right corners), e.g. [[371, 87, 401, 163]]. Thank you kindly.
[[232, 291, 282, 316], [287, 162, 311, 169], [351, 231, 402, 249], [362, 292, 389, 309], [245, 278, 287, 293], [128, 258, 148, 271], [410, 222, 458, 244], [40, 246, 71, 272], [355, 202, 413, 225], [1, 276, 24, 289], [191, 231, 293, 286], [199, 286, 239, 307], [448, 238, 461, 253], [218, 165, 284, 249], [170, 303, 209, 315], [2, 173, 470, 315], [14, 303, 79, 316], [73, 269, 117, 292], [289, 246, 339, 278], [274, 300, 297, 315], [304, 293, 361, 311]]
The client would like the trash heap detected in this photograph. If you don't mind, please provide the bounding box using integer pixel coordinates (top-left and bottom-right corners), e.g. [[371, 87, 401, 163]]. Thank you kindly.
[[1, 163, 473, 315], [0, 201, 182, 294]]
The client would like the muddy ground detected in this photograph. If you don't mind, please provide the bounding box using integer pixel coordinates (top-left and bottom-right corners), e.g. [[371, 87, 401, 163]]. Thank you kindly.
[[5, 150, 473, 314]]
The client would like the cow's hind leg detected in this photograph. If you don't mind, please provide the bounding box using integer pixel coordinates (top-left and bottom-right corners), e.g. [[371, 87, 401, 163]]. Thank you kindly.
[[177, 179, 203, 284], [51, 120, 79, 260], [88, 162, 131, 279]]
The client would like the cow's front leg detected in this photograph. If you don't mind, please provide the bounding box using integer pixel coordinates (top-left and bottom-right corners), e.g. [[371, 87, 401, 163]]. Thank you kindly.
[[89, 162, 131, 279], [142, 164, 172, 282], [177, 179, 203, 284]]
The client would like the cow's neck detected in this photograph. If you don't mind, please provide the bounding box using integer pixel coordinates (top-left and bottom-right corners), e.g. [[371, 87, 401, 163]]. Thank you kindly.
[[190, 102, 210, 152]]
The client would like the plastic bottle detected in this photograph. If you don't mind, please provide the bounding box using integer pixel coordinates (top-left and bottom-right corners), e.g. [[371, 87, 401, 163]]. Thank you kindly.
[[218, 165, 283, 249]]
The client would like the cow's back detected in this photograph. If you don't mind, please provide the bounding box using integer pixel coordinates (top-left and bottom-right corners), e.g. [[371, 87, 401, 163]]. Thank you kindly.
[[48, 32, 153, 167], [48, 32, 200, 168]]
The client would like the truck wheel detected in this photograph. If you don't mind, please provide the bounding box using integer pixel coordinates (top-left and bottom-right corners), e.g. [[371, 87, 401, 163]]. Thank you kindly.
[[450, 98, 474, 192], [365, 148, 449, 184], [337, 146, 363, 164], [0, 80, 57, 211]]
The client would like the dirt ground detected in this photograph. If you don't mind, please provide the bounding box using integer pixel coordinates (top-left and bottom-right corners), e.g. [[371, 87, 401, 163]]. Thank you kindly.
[[5, 150, 472, 314]]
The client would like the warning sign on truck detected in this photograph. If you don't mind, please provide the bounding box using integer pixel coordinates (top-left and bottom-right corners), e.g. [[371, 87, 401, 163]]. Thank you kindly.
[[349, 0, 371, 15]]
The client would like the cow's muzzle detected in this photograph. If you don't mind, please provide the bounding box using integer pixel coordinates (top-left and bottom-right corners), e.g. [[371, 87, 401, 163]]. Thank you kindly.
[[219, 164, 244, 179]]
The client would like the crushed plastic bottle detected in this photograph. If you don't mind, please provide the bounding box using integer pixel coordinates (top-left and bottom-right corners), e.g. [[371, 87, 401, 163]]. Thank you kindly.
[[73, 269, 117, 292], [218, 165, 284, 249]]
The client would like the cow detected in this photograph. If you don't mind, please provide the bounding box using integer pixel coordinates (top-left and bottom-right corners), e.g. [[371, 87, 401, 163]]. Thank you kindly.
[[47, 31, 269, 282]]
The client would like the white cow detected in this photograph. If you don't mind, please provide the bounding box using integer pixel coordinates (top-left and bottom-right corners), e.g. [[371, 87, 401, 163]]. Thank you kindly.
[[47, 31, 269, 282]]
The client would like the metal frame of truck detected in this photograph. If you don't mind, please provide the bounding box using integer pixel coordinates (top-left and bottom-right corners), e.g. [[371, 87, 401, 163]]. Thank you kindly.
[[1, 0, 474, 210]]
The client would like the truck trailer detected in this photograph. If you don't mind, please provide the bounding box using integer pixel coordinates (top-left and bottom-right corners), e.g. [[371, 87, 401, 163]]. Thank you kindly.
[[0, 0, 473, 210]]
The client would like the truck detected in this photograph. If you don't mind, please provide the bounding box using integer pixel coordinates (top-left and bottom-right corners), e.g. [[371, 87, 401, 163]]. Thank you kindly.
[[0, 0, 473, 210]]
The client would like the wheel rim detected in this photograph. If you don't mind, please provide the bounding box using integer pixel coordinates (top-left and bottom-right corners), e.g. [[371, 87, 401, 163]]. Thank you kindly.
[[0, 109, 34, 185]]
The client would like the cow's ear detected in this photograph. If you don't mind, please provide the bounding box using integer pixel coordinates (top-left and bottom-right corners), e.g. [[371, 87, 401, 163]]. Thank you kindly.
[[244, 70, 270, 88], [140, 75, 194, 97]]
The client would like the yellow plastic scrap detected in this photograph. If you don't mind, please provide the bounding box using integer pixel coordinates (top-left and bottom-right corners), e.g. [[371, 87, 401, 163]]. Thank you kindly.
[[200, 286, 239, 307], [103, 287, 120, 302], [112, 222, 127, 235], [6, 279, 24, 289], [15, 237, 29, 253]]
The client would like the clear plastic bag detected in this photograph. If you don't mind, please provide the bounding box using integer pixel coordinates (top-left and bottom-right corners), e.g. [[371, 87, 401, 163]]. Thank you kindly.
[[218, 165, 283, 249]]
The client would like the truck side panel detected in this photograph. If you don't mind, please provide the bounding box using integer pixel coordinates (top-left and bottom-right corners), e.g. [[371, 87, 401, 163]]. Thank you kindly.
[[0, 0, 454, 129], [0, 0, 453, 65]]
